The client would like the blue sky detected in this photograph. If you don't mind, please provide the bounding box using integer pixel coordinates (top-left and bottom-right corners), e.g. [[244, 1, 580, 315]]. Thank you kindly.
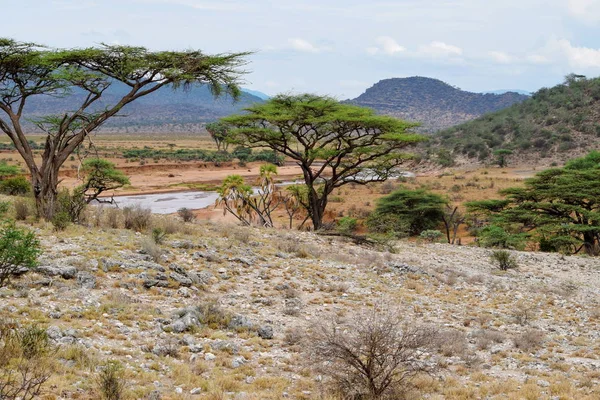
[[4, 0, 600, 98]]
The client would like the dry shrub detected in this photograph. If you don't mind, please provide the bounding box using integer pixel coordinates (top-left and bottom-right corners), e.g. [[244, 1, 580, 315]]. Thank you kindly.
[[140, 237, 162, 263], [123, 205, 151, 232], [472, 329, 506, 350], [284, 327, 304, 346], [434, 329, 469, 358], [177, 207, 196, 223], [307, 307, 436, 400], [104, 208, 121, 229], [0, 323, 55, 400], [514, 329, 545, 352], [13, 198, 30, 221]]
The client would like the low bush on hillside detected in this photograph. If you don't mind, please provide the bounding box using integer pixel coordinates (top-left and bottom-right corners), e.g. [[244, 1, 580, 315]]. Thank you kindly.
[[307, 307, 436, 399]]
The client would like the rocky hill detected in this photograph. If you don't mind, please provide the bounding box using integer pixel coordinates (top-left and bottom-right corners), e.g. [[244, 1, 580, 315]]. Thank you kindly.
[[348, 77, 528, 132], [431, 74, 600, 166], [2, 207, 600, 398], [22, 83, 265, 134]]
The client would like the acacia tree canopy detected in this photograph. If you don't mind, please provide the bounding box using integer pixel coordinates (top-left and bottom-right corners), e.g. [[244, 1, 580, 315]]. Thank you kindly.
[[468, 151, 600, 255], [222, 94, 424, 230], [0, 38, 249, 219]]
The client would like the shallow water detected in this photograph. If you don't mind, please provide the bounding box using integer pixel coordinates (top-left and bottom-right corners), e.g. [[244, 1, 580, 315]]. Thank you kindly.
[[107, 191, 220, 214]]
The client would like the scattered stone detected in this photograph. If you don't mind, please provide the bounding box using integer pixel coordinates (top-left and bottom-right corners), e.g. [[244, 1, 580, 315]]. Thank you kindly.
[[170, 272, 192, 287], [204, 352, 216, 361], [147, 391, 161, 400], [76, 271, 96, 289], [229, 314, 254, 330], [46, 326, 62, 340], [190, 388, 202, 395], [257, 325, 274, 340], [231, 356, 246, 368], [36, 265, 77, 279]]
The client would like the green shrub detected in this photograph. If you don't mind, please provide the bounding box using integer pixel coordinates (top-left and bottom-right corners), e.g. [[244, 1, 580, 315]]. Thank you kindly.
[[51, 211, 71, 231], [490, 250, 518, 271], [0, 176, 30, 196], [366, 213, 410, 238], [371, 188, 446, 236], [97, 360, 125, 400], [0, 222, 41, 288], [151, 227, 166, 244], [337, 217, 358, 235], [477, 225, 527, 250], [419, 230, 443, 243]]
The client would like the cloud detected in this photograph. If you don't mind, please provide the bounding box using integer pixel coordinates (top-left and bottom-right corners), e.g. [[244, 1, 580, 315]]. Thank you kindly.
[[488, 51, 515, 64], [133, 0, 250, 11], [287, 38, 332, 53], [367, 36, 405, 56], [552, 39, 600, 68], [526, 54, 550, 64], [418, 41, 463, 57], [567, 0, 600, 22]]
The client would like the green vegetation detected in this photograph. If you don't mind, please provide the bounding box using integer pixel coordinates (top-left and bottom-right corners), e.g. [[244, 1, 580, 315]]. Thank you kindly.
[[468, 151, 600, 255], [77, 159, 130, 204], [122, 147, 282, 164], [0, 38, 248, 219], [434, 74, 600, 161], [224, 94, 423, 230], [0, 222, 41, 287], [369, 188, 447, 236], [490, 250, 518, 271], [205, 121, 231, 152]]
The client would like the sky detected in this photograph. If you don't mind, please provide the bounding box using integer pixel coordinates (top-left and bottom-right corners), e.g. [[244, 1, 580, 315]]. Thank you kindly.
[[3, 0, 600, 98]]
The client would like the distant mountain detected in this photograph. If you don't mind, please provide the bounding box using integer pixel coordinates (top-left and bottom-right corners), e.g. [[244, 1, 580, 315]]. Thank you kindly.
[[347, 77, 529, 132], [242, 88, 270, 100], [485, 89, 532, 96], [431, 75, 600, 165], [22, 82, 265, 133]]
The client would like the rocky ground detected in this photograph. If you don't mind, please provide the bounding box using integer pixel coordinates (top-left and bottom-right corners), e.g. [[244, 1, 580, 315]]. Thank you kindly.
[[2, 211, 600, 399]]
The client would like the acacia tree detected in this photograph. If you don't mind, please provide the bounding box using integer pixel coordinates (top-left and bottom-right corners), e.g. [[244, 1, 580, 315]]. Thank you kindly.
[[77, 158, 130, 204], [205, 121, 231, 152], [468, 151, 600, 255], [0, 38, 248, 219], [223, 94, 423, 230]]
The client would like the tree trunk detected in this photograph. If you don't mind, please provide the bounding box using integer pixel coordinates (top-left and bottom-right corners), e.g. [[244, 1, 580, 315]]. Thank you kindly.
[[307, 189, 327, 231], [583, 232, 599, 256], [31, 165, 60, 221]]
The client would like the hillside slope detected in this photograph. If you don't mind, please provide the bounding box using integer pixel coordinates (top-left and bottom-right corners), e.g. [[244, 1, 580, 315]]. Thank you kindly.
[[4, 216, 600, 398], [432, 75, 600, 165], [348, 77, 528, 132], [22, 83, 264, 134]]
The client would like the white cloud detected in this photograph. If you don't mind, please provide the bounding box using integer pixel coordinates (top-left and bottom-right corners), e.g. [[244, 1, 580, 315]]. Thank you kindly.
[[526, 54, 550, 64], [567, 0, 600, 22], [552, 39, 600, 68], [367, 36, 405, 56], [288, 38, 330, 53], [418, 41, 463, 57], [488, 51, 515, 64]]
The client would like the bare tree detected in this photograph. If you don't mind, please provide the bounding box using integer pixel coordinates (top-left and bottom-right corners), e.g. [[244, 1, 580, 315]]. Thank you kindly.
[[441, 205, 466, 244], [307, 307, 436, 400]]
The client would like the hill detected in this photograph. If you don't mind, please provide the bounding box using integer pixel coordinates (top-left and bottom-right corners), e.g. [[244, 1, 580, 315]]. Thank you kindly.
[[348, 77, 528, 132], [431, 74, 600, 166], [22, 83, 265, 134], [2, 207, 600, 398]]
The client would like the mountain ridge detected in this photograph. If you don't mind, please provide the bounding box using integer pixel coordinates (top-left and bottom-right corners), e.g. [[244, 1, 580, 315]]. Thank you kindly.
[[347, 77, 529, 132]]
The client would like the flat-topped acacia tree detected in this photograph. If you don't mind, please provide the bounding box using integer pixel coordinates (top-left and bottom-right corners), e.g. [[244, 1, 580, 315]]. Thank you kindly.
[[223, 94, 424, 230], [0, 38, 249, 219]]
